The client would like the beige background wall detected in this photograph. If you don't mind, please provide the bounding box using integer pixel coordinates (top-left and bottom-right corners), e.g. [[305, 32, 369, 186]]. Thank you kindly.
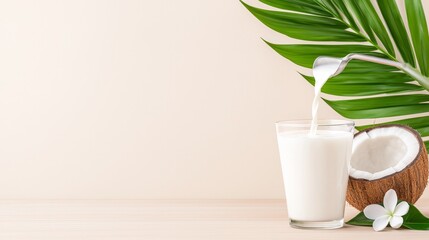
[[0, 0, 415, 199]]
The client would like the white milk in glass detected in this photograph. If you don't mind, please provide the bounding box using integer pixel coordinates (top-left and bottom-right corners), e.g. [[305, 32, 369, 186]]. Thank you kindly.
[[276, 57, 353, 227], [277, 130, 352, 221]]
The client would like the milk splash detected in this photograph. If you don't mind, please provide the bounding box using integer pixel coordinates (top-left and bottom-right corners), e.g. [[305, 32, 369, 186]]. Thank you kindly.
[[310, 57, 343, 135]]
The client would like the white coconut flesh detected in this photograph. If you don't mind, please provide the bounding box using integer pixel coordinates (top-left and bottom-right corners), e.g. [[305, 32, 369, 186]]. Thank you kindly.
[[350, 126, 420, 181]]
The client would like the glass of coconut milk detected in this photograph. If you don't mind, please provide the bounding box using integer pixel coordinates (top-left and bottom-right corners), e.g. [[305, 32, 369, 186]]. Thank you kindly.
[[276, 120, 354, 229]]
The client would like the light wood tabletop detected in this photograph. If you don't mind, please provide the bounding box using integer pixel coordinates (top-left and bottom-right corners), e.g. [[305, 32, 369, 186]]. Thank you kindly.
[[0, 189, 428, 239]]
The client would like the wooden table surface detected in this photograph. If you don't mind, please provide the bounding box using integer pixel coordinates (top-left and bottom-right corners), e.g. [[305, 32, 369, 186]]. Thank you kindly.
[[0, 190, 428, 239]]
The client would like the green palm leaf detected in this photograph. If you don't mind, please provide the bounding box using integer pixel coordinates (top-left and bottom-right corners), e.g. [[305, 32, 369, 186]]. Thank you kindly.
[[324, 95, 429, 118], [259, 0, 331, 16], [330, 1, 358, 30], [264, 42, 376, 68], [349, 0, 396, 56], [302, 74, 422, 96], [356, 116, 429, 135], [315, 0, 340, 18], [241, 1, 364, 42], [241, 0, 429, 148], [406, 0, 429, 76], [343, 0, 376, 45], [377, 0, 415, 66]]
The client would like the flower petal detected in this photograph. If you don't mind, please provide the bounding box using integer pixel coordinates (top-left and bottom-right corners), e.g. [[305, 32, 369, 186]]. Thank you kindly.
[[390, 216, 403, 229], [394, 201, 410, 217], [384, 189, 398, 213], [364, 204, 388, 220], [373, 215, 391, 232]]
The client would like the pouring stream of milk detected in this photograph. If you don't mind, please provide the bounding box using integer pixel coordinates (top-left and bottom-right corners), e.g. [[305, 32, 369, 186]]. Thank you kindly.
[[310, 57, 344, 135]]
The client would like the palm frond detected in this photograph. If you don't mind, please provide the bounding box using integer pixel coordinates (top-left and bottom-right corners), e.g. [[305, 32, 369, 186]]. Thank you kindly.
[[241, 0, 429, 148]]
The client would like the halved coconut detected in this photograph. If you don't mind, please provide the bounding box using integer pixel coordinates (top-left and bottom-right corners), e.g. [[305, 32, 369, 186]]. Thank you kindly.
[[347, 124, 428, 211]]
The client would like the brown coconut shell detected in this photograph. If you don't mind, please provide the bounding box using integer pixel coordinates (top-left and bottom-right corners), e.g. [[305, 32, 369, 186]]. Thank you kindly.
[[347, 124, 428, 211]]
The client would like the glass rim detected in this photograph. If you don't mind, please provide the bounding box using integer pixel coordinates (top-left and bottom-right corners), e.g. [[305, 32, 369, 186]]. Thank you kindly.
[[275, 119, 355, 127]]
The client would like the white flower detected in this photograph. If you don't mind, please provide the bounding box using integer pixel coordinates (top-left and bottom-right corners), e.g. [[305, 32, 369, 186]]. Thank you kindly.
[[363, 189, 409, 231]]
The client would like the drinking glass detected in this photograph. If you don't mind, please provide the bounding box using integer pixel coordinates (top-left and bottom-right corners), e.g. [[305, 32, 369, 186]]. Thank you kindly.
[[276, 120, 354, 229]]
